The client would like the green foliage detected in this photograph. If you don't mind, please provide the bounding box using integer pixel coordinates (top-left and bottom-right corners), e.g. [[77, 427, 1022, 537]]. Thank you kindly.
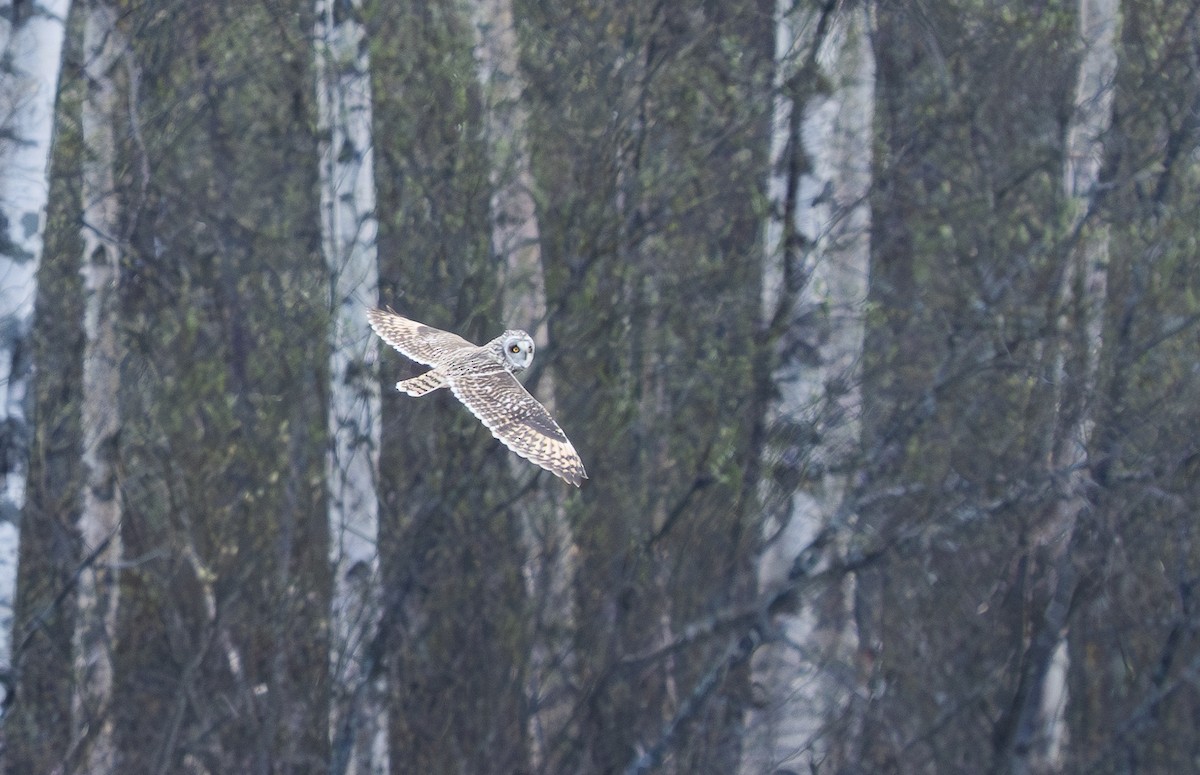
[[848, 1, 1200, 771], [519, 1, 772, 771], [855, 1, 1087, 770]]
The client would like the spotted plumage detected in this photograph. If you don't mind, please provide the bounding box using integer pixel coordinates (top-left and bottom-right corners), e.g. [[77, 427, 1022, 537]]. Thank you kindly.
[[367, 308, 588, 486]]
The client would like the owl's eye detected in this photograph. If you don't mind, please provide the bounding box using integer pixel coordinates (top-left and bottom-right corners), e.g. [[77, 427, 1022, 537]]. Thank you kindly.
[[510, 345, 520, 354]]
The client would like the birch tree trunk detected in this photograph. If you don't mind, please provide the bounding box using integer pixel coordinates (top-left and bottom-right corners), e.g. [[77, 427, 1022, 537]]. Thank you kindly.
[[744, 3, 874, 771], [468, 1, 577, 766], [987, 5, 1118, 771], [0, 0, 70, 685], [315, 1, 387, 772], [995, 3, 1118, 771], [1064, 0, 1200, 764], [72, 1, 123, 769]]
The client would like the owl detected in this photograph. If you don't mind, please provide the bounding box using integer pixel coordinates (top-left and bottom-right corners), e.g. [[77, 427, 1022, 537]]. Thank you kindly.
[[367, 308, 588, 486]]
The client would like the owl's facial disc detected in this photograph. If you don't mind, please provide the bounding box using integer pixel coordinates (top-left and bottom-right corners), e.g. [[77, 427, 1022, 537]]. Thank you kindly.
[[504, 333, 535, 371]]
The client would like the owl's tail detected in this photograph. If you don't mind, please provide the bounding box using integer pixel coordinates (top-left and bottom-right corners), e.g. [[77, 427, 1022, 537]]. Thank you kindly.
[[396, 369, 447, 397]]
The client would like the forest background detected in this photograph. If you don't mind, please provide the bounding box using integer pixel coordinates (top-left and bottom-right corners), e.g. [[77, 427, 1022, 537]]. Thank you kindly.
[[0, 0, 1197, 773]]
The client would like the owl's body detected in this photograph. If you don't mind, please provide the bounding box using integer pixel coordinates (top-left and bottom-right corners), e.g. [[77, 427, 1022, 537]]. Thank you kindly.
[[367, 308, 587, 486]]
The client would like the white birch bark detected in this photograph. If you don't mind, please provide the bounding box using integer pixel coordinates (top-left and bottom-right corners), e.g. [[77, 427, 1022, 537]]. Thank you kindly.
[[743, 4, 874, 772], [1023, 1, 1118, 770], [72, 2, 123, 770], [468, 1, 577, 767], [0, 0, 71, 688], [315, 1, 387, 772]]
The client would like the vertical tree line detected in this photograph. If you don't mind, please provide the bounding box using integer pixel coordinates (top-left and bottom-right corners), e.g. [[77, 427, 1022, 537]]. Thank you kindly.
[[0, 1, 1198, 773], [73, 1, 123, 767], [1068, 2, 1200, 770], [0, 0, 72, 696], [315, 0, 387, 771]]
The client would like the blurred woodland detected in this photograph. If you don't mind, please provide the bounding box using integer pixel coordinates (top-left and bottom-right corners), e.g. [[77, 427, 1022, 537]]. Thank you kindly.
[[0, 0, 1198, 773]]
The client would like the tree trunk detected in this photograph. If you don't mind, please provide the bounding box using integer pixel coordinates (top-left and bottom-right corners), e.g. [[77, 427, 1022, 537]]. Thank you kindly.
[[72, 1, 123, 769], [468, 0, 578, 768], [1067, 2, 1200, 769], [315, 1, 387, 773], [743, 2, 874, 772], [991, 3, 1118, 772], [0, 0, 71, 683]]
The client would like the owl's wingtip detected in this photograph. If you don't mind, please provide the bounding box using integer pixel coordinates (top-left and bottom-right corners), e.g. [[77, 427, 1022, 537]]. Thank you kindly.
[[554, 463, 587, 487]]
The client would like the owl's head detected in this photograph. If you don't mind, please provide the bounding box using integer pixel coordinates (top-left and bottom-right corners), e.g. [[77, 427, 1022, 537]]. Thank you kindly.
[[500, 330, 535, 372]]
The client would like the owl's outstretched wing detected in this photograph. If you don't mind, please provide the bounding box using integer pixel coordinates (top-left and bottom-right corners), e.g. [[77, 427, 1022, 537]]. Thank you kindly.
[[367, 308, 477, 367], [449, 368, 588, 487]]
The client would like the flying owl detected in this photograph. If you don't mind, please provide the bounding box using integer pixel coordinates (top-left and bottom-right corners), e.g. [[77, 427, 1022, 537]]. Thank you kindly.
[[367, 308, 588, 486]]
